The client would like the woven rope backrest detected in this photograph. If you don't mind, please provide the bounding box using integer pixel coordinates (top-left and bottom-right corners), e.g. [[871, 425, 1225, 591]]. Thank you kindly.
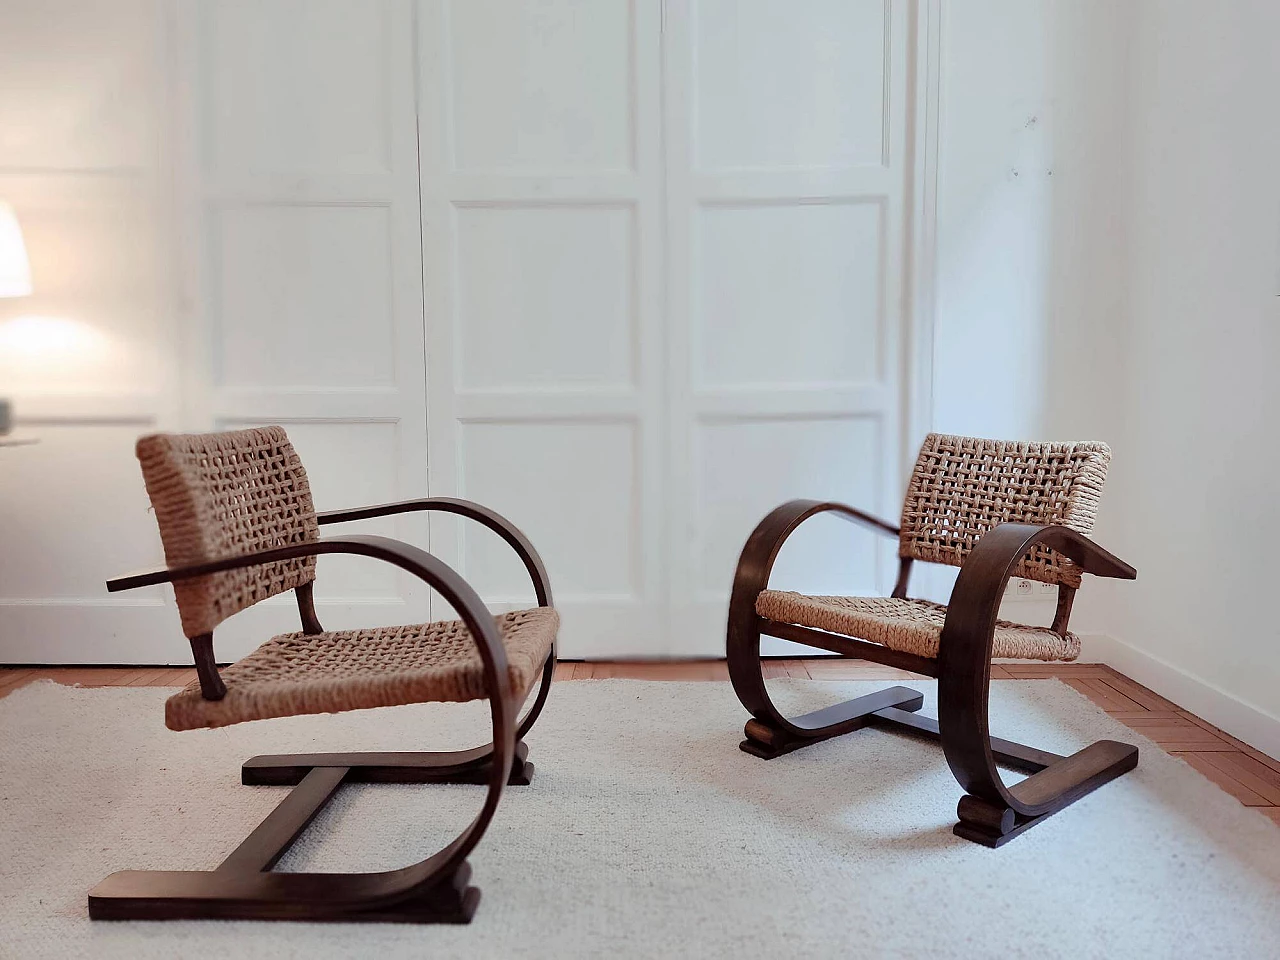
[[135, 426, 319, 637], [899, 433, 1110, 588]]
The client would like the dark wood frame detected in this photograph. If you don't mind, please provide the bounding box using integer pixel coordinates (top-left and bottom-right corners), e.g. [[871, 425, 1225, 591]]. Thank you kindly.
[[89, 498, 556, 923], [727, 500, 1138, 847]]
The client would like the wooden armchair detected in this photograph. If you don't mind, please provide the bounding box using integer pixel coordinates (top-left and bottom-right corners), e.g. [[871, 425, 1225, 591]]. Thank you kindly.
[[727, 433, 1138, 847], [89, 426, 557, 923]]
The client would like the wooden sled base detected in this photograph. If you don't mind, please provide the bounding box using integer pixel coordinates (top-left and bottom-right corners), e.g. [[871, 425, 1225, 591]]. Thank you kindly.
[[89, 860, 480, 924], [740, 685, 1138, 848], [241, 740, 536, 787], [88, 742, 536, 923]]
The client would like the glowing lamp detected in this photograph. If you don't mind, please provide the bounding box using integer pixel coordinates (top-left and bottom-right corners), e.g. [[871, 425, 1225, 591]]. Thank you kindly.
[[0, 201, 33, 299]]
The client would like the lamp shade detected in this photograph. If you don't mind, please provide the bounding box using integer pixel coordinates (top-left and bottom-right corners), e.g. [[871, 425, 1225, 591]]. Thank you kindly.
[[0, 201, 33, 298]]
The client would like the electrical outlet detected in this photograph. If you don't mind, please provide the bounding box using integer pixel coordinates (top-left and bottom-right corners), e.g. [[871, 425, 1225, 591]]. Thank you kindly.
[[1004, 578, 1047, 602]]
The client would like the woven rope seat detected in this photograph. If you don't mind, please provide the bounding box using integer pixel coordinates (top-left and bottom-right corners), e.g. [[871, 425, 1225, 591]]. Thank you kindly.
[[165, 607, 559, 731], [124, 425, 562, 734], [754, 591, 1077, 662]]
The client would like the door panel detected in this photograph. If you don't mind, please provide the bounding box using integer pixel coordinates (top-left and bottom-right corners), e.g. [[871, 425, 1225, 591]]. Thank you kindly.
[[446, 0, 635, 172], [694, 418, 882, 599], [417, 0, 665, 656], [665, 0, 911, 656], [453, 204, 636, 392], [692, 0, 890, 170], [459, 421, 640, 601], [188, 0, 431, 656], [694, 201, 885, 386]]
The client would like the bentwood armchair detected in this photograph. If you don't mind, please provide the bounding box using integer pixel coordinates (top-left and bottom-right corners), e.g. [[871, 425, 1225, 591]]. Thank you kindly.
[[727, 433, 1138, 847], [89, 426, 558, 923]]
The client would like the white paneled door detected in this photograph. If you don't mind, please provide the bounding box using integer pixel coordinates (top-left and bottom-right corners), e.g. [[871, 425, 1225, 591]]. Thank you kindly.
[[416, 0, 666, 658], [0, 0, 922, 664], [179, 0, 433, 661], [664, 0, 914, 655], [416, 0, 915, 658]]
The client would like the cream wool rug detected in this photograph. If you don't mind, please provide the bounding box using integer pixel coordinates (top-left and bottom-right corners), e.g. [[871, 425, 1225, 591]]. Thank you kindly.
[[2, 678, 1279, 959]]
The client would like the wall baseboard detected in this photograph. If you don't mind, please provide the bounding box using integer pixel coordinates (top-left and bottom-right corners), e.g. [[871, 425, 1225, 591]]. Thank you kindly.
[[1081, 633, 1280, 761]]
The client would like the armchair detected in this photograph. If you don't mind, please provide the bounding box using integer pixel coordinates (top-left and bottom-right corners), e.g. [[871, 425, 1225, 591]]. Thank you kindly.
[[89, 426, 557, 923], [727, 433, 1138, 847]]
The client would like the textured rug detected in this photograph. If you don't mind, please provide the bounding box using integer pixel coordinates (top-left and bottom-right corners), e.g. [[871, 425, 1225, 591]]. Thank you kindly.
[[2, 678, 1279, 958]]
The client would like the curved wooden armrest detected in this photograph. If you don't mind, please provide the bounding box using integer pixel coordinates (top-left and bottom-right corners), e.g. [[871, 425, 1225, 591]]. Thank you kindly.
[[730, 499, 899, 609], [105, 535, 511, 707], [726, 500, 899, 717], [316, 498, 552, 607], [940, 522, 1135, 665], [945, 522, 1134, 616]]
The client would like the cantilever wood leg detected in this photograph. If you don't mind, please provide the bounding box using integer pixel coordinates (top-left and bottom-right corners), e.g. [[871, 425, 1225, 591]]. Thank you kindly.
[[741, 686, 925, 759], [242, 741, 536, 786], [949, 740, 1138, 847], [936, 529, 1140, 847], [89, 741, 521, 923], [869, 701, 1138, 845], [88, 739, 505, 923], [90, 857, 481, 923], [89, 643, 554, 923]]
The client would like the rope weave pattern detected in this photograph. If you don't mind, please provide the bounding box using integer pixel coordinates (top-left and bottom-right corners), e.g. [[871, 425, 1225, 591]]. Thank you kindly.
[[165, 607, 559, 731], [756, 591, 1079, 662], [136, 427, 319, 638], [899, 433, 1111, 589]]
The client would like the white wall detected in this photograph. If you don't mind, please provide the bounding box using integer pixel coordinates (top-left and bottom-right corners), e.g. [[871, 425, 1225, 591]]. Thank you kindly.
[[935, 0, 1132, 446], [934, 0, 1280, 754], [928, 0, 1133, 613], [1097, 0, 1280, 752]]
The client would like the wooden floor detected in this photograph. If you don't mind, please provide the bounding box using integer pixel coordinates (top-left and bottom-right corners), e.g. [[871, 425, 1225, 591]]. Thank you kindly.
[[2, 660, 1278, 826]]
